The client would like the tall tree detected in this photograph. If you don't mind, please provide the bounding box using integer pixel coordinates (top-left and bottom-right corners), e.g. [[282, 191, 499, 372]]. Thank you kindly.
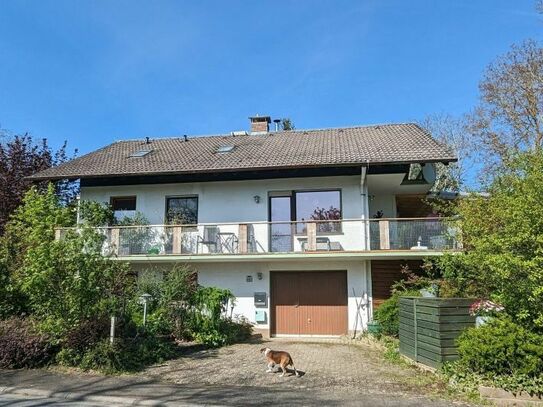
[[420, 114, 472, 191], [467, 40, 543, 174], [0, 133, 77, 234]]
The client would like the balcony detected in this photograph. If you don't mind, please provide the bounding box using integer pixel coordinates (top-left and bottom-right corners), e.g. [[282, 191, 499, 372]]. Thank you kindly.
[[55, 218, 459, 260]]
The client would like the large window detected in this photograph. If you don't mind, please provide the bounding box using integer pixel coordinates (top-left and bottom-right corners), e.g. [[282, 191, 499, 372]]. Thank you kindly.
[[165, 196, 198, 225], [295, 190, 342, 233], [110, 196, 136, 221]]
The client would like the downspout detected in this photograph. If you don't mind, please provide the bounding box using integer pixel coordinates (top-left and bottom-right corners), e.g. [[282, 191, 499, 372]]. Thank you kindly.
[[76, 194, 81, 224], [360, 163, 370, 250]]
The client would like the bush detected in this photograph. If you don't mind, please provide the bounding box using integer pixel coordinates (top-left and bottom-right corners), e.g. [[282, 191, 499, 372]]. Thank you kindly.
[[63, 316, 110, 352], [0, 318, 55, 368], [456, 318, 543, 377], [61, 335, 178, 374], [192, 317, 253, 347], [373, 289, 421, 337]]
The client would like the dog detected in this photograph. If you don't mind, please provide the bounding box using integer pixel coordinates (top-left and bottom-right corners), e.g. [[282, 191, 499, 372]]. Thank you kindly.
[[260, 347, 300, 377]]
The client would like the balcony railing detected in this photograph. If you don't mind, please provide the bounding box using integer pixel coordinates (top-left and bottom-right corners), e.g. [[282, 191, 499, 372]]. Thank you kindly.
[[55, 218, 459, 257]]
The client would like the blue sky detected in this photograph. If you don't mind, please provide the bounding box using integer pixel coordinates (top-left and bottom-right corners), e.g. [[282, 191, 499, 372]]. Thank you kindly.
[[0, 0, 541, 156]]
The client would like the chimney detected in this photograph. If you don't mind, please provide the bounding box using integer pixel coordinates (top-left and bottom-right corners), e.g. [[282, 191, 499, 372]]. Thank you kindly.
[[249, 115, 271, 134]]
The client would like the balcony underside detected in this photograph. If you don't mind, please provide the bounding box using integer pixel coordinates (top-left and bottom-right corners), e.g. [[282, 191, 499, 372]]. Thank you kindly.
[[114, 249, 460, 263]]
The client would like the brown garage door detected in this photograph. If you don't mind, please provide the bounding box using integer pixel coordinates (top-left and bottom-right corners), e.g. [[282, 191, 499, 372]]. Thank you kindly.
[[271, 271, 348, 336]]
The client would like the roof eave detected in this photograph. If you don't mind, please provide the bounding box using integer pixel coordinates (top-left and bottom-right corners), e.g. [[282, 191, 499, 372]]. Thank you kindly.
[[26, 156, 458, 182]]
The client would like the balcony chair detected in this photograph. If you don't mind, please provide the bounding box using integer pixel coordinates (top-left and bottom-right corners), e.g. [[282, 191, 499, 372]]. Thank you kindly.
[[197, 226, 219, 254]]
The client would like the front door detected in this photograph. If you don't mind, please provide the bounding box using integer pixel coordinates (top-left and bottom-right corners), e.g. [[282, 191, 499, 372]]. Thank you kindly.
[[271, 271, 348, 336]]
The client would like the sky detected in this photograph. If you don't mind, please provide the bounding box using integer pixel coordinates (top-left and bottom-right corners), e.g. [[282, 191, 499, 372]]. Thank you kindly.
[[0, 0, 542, 157]]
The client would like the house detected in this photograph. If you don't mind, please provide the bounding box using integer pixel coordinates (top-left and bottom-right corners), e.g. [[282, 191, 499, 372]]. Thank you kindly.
[[30, 116, 458, 338]]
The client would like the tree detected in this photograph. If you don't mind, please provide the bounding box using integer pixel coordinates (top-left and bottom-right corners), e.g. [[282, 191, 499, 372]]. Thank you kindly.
[[420, 114, 472, 191], [467, 40, 543, 174], [0, 133, 78, 234], [437, 151, 543, 333], [0, 185, 132, 337], [281, 118, 295, 131]]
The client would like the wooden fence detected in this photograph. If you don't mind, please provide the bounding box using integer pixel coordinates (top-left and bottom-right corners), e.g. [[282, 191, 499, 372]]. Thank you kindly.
[[399, 297, 475, 368]]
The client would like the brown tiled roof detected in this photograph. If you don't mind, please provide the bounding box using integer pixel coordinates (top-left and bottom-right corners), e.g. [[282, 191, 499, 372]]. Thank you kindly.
[[29, 123, 456, 180]]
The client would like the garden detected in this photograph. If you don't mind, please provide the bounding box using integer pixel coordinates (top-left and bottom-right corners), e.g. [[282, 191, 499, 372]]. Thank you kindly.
[[0, 185, 252, 374], [372, 151, 543, 399]]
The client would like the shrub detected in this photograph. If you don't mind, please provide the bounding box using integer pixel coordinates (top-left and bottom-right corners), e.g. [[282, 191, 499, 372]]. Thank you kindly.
[[0, 318, 55, 368], [63, 316, 110, 351], [373, 289, 421, 337], [192, 317, 253, 347], [77, 336, 178, 374], [456, 318, 543, 377]]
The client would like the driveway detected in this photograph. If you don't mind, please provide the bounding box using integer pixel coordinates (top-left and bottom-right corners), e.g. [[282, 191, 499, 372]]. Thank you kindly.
[[139, 338, 463, 405], [0, 339, 468, 406]]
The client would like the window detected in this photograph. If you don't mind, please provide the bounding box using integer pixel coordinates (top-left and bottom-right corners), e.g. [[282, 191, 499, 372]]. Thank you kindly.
[[129, 150, 153, 158], [295, 190, 341, 233], [216, 145, 234, 153], [110, 196, 137, 220], [166, 197, 198, 225]]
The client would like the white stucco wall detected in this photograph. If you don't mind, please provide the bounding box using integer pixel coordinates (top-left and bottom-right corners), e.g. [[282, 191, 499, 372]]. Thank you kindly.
[[135, 260, 370, 336], [368, 194, 397, 218], [80, 175, 367, 251]]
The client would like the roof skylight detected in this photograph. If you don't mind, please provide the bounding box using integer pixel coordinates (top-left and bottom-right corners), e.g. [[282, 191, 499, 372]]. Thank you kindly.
[[216, 145, 235, 153], [129, 149, 153, 158]]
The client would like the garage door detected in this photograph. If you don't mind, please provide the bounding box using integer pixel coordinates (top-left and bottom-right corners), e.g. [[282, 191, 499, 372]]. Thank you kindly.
[[271, 271, 348, 336]]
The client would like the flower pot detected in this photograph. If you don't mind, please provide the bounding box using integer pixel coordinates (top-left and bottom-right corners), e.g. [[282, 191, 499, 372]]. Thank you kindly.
[[476, 316, 492, 327], [367, 321, 381, 335], [419, 288, 437, 298]]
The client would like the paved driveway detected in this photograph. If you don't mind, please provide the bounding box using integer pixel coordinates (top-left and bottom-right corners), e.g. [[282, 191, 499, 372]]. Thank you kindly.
[[140, 338, 462, 406], [0, 339, 468, 406]]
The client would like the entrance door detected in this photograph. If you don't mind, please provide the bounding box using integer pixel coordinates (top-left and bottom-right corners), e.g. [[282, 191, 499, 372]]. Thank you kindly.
[[271, 271, 348, 336], [269, 195, 293, 252]]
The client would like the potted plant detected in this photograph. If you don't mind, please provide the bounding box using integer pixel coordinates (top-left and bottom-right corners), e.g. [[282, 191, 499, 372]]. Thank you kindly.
[[469, 299, 504, 326], [419, 283, 439, 297], [366, 320, 381, 335]]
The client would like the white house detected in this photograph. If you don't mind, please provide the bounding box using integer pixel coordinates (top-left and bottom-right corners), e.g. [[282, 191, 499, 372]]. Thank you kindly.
[[31, 116, 458, 338]]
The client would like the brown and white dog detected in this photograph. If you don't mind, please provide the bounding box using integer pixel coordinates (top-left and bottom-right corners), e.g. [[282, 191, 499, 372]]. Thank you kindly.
[[260, 347, 300, 377]]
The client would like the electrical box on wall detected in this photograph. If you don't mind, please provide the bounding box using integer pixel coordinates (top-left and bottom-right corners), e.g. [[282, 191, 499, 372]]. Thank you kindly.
[[254, 292, 267, 307], [255, 310, 267, 323]]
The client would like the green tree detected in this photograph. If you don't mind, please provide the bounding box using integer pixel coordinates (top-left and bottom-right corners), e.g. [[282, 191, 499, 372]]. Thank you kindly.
[[438, 151, 543, 332], [0, 185, 132, 338]]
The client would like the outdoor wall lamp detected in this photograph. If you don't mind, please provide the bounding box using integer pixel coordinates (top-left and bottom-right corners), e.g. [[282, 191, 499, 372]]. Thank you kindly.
[[253, 195, 261, 204]]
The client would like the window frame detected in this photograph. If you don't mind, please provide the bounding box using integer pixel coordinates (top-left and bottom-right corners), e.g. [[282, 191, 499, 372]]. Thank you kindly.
[[109, 196, 137, 222], [164, 195, 199, 225], [267, 189, 343, 235], [109, 196, 137, 211]]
